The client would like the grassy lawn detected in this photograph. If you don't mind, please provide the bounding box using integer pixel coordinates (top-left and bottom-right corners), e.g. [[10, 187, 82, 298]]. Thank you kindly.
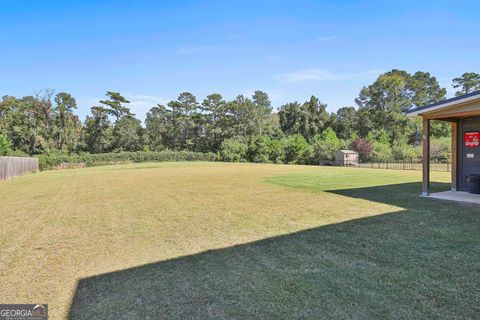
[[0, 162, 479, 319]]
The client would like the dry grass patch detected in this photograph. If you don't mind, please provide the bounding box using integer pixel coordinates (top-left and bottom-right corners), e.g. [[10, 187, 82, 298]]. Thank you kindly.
[[0, 162, 478, 319]]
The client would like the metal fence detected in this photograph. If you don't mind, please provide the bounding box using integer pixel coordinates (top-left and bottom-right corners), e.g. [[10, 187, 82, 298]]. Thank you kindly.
[[0, 156, 39, 181], [324, 159, 451, 172]]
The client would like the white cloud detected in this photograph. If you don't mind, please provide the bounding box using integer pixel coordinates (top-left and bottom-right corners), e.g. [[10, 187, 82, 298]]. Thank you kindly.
[[176, 45, 217, 55], [275, 68, 383, 83]]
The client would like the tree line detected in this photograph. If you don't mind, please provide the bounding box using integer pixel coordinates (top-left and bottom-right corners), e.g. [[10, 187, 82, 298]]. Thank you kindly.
[[1, 70, 479, 164]]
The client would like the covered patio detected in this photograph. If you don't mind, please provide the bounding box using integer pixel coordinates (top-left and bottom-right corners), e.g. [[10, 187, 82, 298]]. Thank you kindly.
[[407, 90, 480, 204], [427, 190, 480, 204]]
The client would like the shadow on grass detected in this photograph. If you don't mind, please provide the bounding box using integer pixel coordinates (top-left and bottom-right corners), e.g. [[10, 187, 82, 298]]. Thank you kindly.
[[69, 182, 480, 319]]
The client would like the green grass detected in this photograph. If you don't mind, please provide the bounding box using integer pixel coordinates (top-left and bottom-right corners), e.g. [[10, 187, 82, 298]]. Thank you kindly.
[[0, 163, 479, 319]]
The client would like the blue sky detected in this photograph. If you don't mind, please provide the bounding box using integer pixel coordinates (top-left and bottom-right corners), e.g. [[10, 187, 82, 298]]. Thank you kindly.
[[1, 0, 479, 120]]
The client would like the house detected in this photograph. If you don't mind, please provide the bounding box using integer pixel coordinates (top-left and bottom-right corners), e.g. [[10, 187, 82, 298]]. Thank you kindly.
[[335, 150, 358, 166], [406, 90, 480, 204]]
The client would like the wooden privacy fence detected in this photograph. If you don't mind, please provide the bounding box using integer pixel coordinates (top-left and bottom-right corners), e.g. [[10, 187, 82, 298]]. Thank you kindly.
[[0, 156, 39, 181]]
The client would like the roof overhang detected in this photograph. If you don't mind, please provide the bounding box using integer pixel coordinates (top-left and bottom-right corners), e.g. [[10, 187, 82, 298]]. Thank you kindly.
[[406, 90, 480, 119]]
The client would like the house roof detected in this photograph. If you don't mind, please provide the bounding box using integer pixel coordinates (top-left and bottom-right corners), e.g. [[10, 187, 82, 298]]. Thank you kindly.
[[406, 90, 480, 117], [337, 150, 357, 154]]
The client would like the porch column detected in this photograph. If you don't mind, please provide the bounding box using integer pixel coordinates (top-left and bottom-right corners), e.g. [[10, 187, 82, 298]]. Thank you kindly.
[[451, 121, 458, 191], [422, 117, 430, 196]]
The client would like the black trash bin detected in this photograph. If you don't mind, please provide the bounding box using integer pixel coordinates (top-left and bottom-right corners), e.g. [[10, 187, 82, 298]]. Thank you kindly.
[[467, 175, 480, 194]]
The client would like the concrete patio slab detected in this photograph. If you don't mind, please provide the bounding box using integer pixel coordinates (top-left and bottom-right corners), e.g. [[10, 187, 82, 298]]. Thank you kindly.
[[426, 191, 480, 205]]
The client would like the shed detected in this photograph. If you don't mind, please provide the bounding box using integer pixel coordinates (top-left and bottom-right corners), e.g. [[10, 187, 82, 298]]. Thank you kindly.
[[335, 150, 359, 166], [407, 90, 480, 204]]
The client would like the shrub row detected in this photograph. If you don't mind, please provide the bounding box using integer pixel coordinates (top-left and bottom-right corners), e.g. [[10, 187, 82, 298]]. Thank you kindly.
[[36, 150, 216, 171], [219, 133, 452, 165]]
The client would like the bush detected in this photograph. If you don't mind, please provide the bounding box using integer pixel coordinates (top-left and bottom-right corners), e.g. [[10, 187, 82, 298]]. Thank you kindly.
[[430, 137, 451, 161], [310, 128, 341, 163], [220, 138, 248, 162], [371, 141, 393, 162], [5, 149, 29, 157], [266, 137, 286, 164], [284, 134, 312, 164], [392, 139, 421, 161], [351, 138, 373, 161], [0, 134, 11, 156], [36, 150, 216, 171], [247, 136, 270, 163], [366, 130, 393, 162], [247, 136, 285, 163]]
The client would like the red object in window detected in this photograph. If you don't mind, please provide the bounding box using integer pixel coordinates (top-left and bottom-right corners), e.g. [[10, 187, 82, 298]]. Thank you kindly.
[[464, 132, 480, 148]]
